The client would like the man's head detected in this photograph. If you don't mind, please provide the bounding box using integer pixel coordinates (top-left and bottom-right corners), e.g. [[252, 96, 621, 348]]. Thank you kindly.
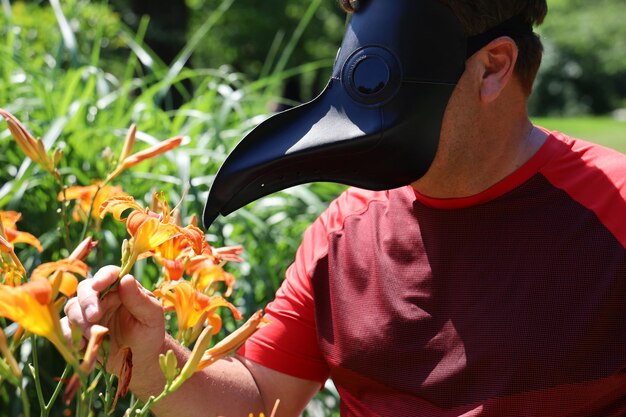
[[203, 0, 548, 227], [340, 0, 547, 96]]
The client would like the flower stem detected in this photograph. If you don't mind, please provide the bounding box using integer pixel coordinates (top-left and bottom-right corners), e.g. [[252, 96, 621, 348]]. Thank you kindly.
[[79, 182, 104, 243], [99, 251, 138, 300], [55, 177, 73, 250], [43, 364, 71, 416], [135, 384, 171, 417], [28, 337, 47, 417], [18, 384, 31, 417], [102, 372, 116, 415]]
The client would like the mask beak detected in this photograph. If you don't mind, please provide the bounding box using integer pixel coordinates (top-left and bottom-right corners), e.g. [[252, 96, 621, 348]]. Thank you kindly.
[[203, 0, 466, 228]]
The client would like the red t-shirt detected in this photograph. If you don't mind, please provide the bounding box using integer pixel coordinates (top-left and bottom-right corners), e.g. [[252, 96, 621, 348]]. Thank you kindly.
[[238, 131, 626, 416]]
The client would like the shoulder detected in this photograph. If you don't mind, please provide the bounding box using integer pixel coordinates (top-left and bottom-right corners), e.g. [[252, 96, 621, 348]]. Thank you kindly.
[[317, 187, 403, 234], [542, 131, 626, 184], [297, 187, 396, 268], [540, 130, 626, 247]]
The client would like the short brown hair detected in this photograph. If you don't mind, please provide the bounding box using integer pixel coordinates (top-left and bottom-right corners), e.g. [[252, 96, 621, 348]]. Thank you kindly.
[[339, 0, 548, 95], [439, 0, 547, 95]]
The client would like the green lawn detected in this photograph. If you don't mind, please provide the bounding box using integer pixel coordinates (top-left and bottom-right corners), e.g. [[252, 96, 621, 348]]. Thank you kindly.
[[532, 116, 626, 153]]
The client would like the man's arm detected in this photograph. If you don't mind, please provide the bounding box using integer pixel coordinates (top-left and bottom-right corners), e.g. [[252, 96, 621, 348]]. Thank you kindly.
[[129, 336, 320, 417], [62, 266, 320, 417]]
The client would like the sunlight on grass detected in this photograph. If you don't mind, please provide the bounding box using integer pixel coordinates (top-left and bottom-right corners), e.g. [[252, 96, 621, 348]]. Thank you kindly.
[[533, 116, 626, 153]]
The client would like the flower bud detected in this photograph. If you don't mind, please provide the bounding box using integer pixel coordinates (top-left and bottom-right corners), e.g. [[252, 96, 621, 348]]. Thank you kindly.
[[158, 349, 179, 383]]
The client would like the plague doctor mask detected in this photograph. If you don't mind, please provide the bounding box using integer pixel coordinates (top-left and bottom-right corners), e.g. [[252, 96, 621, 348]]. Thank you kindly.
[[203, 0, 532, 228]]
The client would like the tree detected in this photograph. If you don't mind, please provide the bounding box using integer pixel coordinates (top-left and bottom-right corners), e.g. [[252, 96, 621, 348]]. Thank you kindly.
[[530, 0, 626, 115]]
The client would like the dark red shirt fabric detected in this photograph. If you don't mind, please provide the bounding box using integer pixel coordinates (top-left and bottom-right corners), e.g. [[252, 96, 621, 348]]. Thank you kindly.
[[238, 131, 626, 416]]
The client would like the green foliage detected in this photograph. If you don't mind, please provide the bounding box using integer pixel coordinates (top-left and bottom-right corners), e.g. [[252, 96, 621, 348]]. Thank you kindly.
[[188, 0, 346, 102], [1, 0, 126, 72], [0, 0, 343, 415], [530, 0, 626, 115]]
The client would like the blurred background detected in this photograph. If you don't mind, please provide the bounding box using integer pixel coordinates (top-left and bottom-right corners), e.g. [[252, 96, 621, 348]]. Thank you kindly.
[[0, 0, 624, 415]]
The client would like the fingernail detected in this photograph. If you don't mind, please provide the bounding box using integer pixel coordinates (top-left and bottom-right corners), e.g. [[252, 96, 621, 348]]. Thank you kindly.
[[85, 306, 98, 322]]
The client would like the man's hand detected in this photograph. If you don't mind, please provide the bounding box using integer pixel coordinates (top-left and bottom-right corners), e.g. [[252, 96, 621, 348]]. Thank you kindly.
[[61, 265, 165, 376], [61, 265, 321, 416]]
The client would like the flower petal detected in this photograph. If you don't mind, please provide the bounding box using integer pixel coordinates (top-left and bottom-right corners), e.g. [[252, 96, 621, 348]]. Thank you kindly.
[[69, 237, 98, 261], [99, 195, 144, 221], [197, 311, 269, 370], [5, 229, 44, 252], [0, 211, 22, 229], [107, 136, 182, 181], [31, 259, 89, 281]]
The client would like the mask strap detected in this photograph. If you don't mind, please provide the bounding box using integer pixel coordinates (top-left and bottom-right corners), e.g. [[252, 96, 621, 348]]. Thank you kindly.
[[466, 13, 534, 58]]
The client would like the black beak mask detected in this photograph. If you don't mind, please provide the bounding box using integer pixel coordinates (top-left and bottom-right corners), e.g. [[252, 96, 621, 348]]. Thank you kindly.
[[203, 0, 531, 228]]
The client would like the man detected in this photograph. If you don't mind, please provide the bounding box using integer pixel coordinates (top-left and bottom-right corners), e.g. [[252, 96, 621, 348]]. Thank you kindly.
[[63, 0, 626, 416]]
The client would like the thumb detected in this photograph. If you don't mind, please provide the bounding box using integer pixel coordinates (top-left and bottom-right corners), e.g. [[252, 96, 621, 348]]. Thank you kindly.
[[117, 275, 163, 325]]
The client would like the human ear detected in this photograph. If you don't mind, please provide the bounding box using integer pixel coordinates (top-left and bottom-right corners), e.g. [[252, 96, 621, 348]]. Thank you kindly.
[[476, 37, 518, 103]]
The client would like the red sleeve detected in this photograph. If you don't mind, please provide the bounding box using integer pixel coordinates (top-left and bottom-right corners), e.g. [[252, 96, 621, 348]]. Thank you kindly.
[[237, 215, 331, 384], [540, 132, 626, 248], [237, 187, 384, 383]]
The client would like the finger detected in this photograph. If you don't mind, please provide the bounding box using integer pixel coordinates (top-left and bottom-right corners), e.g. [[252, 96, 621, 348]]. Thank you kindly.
[[117, 275, 163, 326], [64, 297, 92, 338], [66, 293, 121, 330], [60, 316, 86, 351], [77, 265, 121, 323], [91, 265, 123, 291], [62, 298, 89, 348], [64, 297, 89, 330]]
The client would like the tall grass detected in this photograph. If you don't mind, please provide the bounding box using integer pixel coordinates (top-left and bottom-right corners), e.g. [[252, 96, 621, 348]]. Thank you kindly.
[[0, 1, 342, 415]]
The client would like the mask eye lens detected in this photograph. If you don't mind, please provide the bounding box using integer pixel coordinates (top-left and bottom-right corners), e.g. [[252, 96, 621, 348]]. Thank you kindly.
[[353, 56, 390, 95], [342, 46, 401, 106]]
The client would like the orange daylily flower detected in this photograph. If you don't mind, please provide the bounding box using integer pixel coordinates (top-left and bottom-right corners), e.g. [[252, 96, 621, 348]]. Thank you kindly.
[[31, 258, 89, 298], [68, 236, 98, 261], [0, 109, 57, 174], [100, 195, 180, 254], [154, 280, 242, 343], [178, 224, 210, 256], [0, 211, 43, 253], [100, 193, 180, 233], [64, 324, 109, 404], [106, 136, 183, 182], [100, 195, 196, 272], [187, 255, 236, 296], [1, 266, 24, 287], [213, 245, 244, 264], [59, 182, 128, 225], [197, 310, 269, 370], [0, 211, 20, 227], [117, 123, 137, 166], [0, 280, 76, 365], [0, 235, 26, 277], [98, 195, 145, 222], [151, 224, 210, 281], [151, 191, 175, 223], [129, 217, 180, 263], [153, 235, 194, 281]]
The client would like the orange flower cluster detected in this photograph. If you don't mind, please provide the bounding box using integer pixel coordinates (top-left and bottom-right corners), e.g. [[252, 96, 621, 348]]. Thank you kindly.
[[99, 193, 245, 345], [0, 110, 266, 410], [58, 182, 128, 227], [0, 211, 43, 253], [0, 280, 76, 365], [1, 210, 94, 294], [0, 224, 98, 369]]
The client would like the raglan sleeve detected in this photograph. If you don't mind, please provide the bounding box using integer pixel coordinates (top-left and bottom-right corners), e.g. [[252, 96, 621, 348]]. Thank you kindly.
[[236, 210, 332, 384]]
